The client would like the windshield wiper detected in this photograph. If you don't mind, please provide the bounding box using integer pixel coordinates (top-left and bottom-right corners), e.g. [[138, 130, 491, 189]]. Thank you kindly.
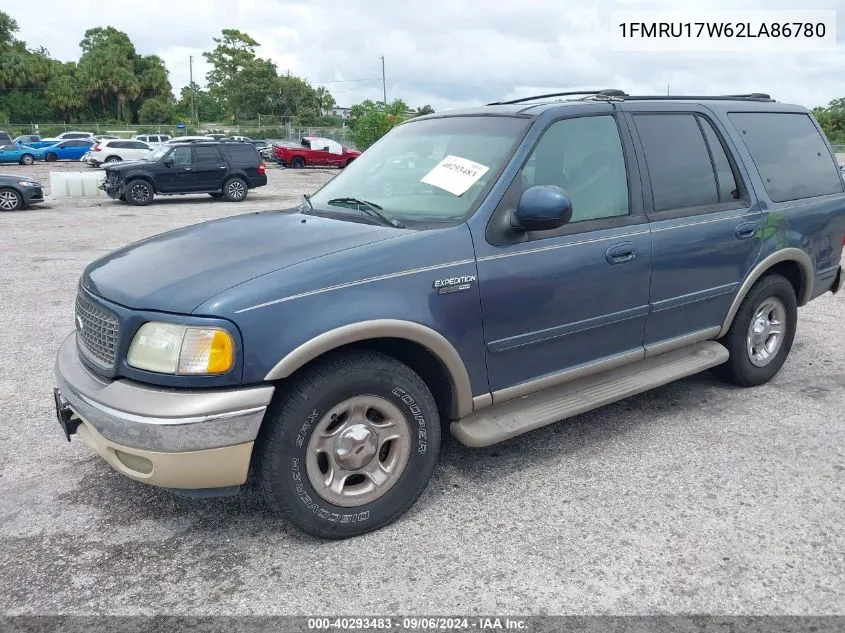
[[327, 197, 406, 229]]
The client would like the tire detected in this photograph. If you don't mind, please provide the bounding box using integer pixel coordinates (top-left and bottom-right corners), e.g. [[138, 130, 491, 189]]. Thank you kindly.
[[223, 177, 247, 202], [19, 154, 34, 166], [118, 193, 127, 202], [256, 351, 441, 539], [45, 152, 57, 162], [713, 273, 798, 387], [343, 158, 354, 168], [290, 157, 306, 168], [208, 192, 225, 198], [125, 179, 153, 206], [0, 187, 23, 211], [105, 156, 121, 163]]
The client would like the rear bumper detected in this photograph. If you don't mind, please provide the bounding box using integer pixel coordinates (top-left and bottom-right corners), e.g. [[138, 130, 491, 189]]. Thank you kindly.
[[54, 333, 275, 488]]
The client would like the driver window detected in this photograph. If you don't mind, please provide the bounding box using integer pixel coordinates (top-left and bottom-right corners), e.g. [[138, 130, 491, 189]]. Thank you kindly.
[[520, 115, 629, 222], [170, 146, 192, 165]]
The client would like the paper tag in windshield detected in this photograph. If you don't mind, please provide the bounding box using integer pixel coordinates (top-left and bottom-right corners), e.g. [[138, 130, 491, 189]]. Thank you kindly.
[[420, 155, 490, 196]]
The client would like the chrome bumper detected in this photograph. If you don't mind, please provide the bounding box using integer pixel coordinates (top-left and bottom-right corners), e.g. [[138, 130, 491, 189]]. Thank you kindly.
[[54, 333, 275, 452]]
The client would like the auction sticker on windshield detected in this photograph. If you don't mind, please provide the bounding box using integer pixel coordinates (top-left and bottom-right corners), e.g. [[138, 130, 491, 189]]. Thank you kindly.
[[421, 155, 490, 196]]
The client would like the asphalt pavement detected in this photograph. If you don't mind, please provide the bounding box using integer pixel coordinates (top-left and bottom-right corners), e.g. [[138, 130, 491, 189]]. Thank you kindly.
[[0, 165, 843, 614]]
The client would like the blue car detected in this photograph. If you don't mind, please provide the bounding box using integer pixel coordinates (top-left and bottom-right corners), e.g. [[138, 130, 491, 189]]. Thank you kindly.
[[0, 143, 39, 165], [36, 139, 94, 162], [53, 89, 845, 539]]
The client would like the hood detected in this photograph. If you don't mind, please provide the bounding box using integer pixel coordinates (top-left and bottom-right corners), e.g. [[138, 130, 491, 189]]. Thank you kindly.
[[82, 212, 403, 313]]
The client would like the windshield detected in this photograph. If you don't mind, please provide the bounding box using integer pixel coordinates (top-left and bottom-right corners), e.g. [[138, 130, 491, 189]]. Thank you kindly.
[[144, 145, 171, 161], [307, 115, 530, 224]]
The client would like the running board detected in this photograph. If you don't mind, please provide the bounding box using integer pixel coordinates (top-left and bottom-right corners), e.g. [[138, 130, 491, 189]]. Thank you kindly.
[[451, 341, 729, 447]]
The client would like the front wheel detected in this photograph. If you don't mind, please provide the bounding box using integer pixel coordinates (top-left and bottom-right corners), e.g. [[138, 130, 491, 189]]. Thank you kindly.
[[290, 157, 306, 168], [0, 188, 23, 211], [125, 179, 153, 206], [45, 152, 57, 162], [714, 273, 798, 387], [256, 351, 441, 539]]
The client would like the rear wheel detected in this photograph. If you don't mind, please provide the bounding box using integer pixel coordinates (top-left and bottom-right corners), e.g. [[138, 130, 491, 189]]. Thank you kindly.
[[290, 157, 306, 168], [125, 179, 153, 206], [0, 188, 23, 211], [105, 156, 121, 163], [19, 154, 34, 166], [45, 152, 57, 162], [223, 177, 247, 202], [714, 273, 798, 387], [256, 351, 441, 539]]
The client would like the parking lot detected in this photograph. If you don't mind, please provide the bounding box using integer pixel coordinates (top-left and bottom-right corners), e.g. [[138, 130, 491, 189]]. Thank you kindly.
[[0, 162, 843, 615]]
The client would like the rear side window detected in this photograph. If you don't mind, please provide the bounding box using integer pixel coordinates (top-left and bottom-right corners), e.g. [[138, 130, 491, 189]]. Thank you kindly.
[[128, 141, 148, 149], [633, 113, 720, 211], [110, 141, 128, 149], [728, 112, 843, 202], [195, 145, 222, 163], [220, 144, 259, 165]]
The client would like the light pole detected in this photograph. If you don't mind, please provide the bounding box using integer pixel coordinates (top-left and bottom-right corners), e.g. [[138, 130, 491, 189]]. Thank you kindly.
[[189, 55, 196, 124], [379, 55, 387, 106]]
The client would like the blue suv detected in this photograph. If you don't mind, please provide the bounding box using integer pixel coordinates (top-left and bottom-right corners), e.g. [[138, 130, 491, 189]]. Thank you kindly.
[[53, 90, 845, 538]]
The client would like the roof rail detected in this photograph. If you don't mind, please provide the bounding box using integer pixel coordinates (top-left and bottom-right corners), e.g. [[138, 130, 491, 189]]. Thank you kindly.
[[486, 90, 774, 106], [486, 89, 628, 106], [620, 93, 774, 102]]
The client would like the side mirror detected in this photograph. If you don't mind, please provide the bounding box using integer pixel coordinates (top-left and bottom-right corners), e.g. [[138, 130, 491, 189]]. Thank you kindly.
[[513, 185, 573, 232], [163, 158, 174, 167]]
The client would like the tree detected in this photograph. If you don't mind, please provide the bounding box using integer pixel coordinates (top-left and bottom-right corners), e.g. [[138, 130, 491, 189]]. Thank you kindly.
[[275, 74, 320, 119], [203, 29, 261, 120], [45, 61, 84, 122], [813, 99, 845, 144], [417, 104, 435, 115], [315, 86, 336, 116], [350, 98, 410, 151], [77, 27, 140, 120], [138, 96, 172, 123]]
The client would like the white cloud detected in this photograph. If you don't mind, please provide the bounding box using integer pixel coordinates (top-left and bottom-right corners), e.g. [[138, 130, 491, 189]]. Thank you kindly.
[[11, 0, 845, 111]]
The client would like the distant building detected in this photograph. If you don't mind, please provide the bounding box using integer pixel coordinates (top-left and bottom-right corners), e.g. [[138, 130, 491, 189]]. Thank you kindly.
[[331, 106, 352, 119]]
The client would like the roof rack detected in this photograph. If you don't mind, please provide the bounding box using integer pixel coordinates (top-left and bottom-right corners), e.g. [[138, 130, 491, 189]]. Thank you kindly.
[[486, 89, 627, 106], [486, 90, 774, 106]]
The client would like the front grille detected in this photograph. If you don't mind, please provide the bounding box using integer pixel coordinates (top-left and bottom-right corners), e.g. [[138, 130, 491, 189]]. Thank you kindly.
[[75, 291, 119, 370]]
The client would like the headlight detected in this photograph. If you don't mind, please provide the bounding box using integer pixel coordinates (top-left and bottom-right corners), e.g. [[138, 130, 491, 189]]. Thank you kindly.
[[18, 181, 39, 187], [127, 322, 235, 375]]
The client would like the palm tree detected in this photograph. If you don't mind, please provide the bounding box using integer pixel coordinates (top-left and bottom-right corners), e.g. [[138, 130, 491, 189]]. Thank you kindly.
[[315, 86, 336, 116]]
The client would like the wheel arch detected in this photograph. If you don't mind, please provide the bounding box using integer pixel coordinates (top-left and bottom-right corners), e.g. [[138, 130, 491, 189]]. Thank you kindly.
[[719, 248, 813, 338], [263, 319, 474, 420], [125, 173, 157, 192]]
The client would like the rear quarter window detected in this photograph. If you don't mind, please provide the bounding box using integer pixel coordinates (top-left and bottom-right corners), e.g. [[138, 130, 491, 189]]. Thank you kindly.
[[220, 144, 259, 165], [728, 112, 843, 203]]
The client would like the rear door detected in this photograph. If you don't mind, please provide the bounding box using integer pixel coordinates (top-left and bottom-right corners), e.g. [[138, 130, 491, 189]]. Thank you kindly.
[[125, 140, 151, 160], [192, 144, 227, 190], [623, 104, 763, 351]]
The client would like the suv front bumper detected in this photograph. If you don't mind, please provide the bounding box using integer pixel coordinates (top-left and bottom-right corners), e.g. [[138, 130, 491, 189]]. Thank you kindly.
[[53, 333, 275, 490]]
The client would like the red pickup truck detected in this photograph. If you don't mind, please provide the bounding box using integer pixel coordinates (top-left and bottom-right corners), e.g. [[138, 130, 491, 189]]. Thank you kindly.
[[272, 136, 360, 168]]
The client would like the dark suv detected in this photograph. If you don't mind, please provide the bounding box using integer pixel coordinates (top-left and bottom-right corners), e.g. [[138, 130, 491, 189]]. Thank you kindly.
[[55, 90, 844, 539], [101, 141, 267, 205]]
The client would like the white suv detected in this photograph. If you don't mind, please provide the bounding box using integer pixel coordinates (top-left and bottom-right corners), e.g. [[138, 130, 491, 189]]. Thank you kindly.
[[133, 134, 171, 145], [85, 139, 153, 166]]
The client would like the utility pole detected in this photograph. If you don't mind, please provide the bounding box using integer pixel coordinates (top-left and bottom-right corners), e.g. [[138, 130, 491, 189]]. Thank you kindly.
[[189, 55, 196, 124], [379, 55, 387, 106]]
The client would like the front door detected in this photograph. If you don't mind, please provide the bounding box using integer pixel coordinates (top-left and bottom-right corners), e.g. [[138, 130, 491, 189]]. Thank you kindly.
[[622, 107, 763, 349], [474, 112, 653, 400], [192, 144, 227, 191], [156, 145, 194, 192]]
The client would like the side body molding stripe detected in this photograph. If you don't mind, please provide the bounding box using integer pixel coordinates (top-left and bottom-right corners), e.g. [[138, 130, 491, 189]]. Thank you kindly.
[[718, 247, 814, 338], [263, 319, 475, 418]]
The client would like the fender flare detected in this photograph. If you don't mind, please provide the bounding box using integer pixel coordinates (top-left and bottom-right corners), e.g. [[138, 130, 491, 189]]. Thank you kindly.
[[263, 319, 475, 418], [718, 248, 814, 338]]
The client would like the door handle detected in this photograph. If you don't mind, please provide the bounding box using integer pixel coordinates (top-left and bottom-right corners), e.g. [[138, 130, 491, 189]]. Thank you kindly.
[[605, 242, 638, 265], [735, 221, 759, 240], [218, 165, 227, 169], [182, 167, 192, 171]]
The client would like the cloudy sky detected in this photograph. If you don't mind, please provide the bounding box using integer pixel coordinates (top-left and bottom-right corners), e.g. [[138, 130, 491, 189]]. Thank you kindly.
[[12, 0, 845, 111]]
